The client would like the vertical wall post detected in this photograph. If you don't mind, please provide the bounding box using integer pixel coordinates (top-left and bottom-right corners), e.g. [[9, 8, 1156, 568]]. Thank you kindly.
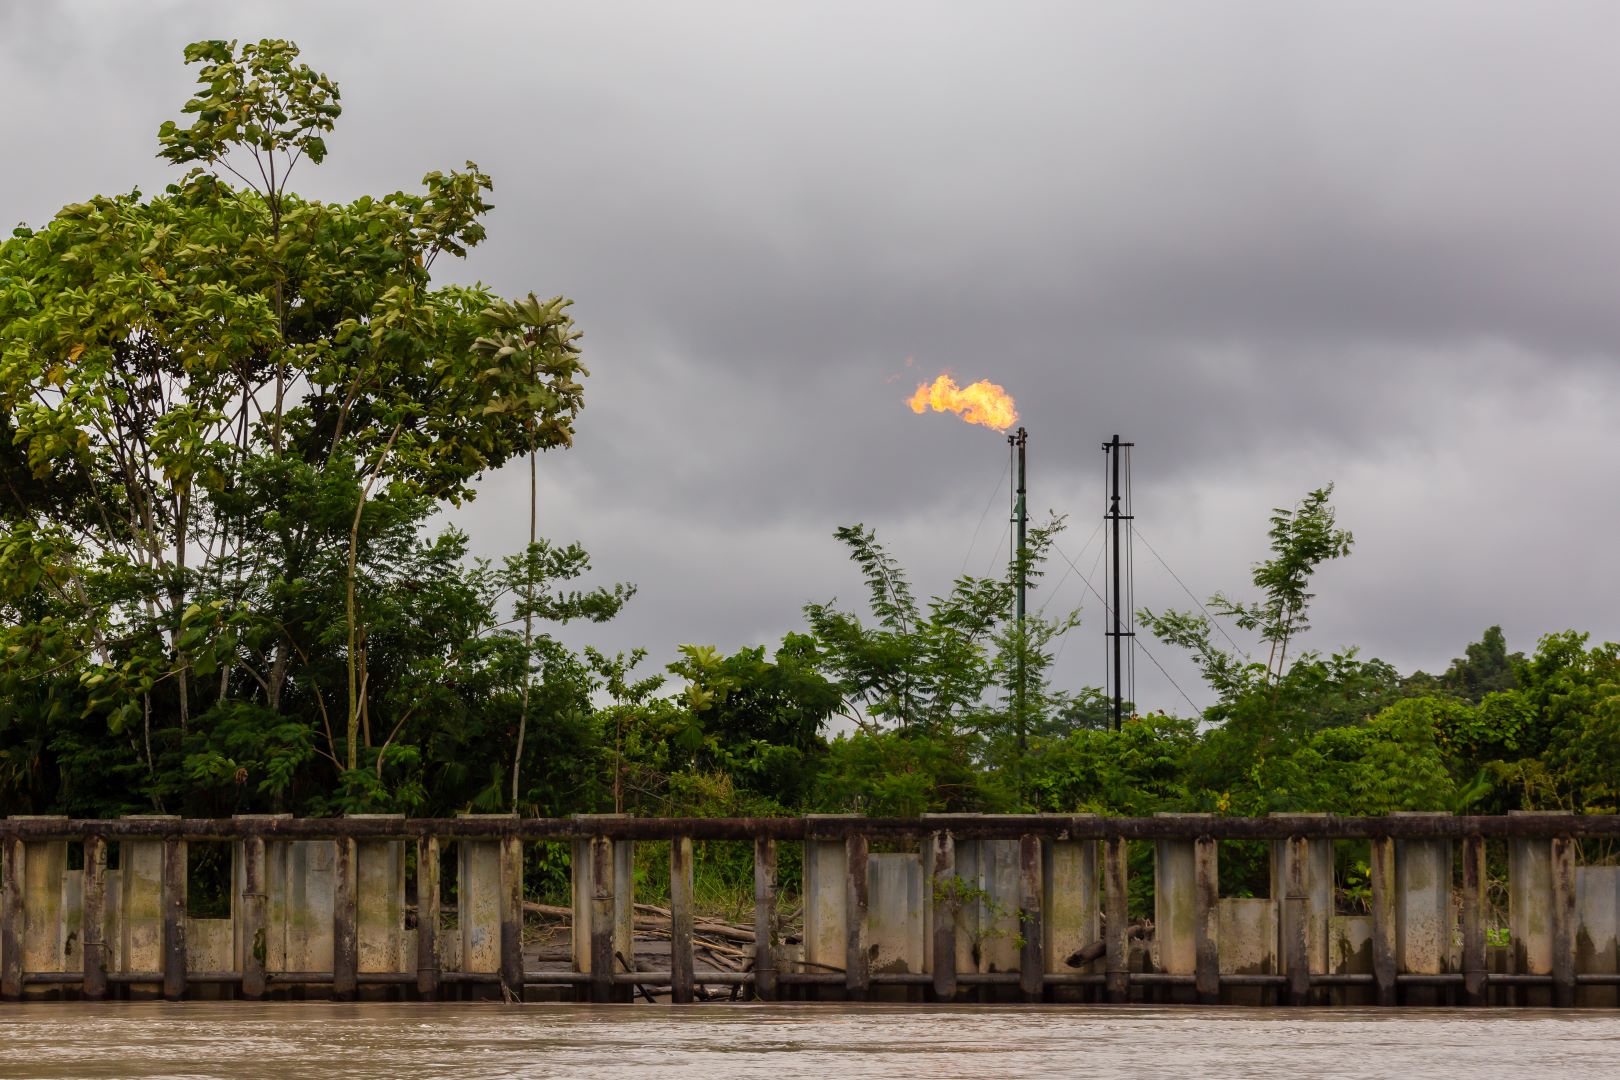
[[1393, 813, 1454, 1006], [457, 815, 514, 993], [1461, 834, 1487, 1006], [1270, 813, 1331, 1004], [231, 814, 289, 986], [500, 834, 525, 1002], [1, 834, 23, 1001], [589, 835, 614, 1004], [239, 834, 267, 1001], [1551, 835, 1577, 1008], [1155, 814, 1206, 999], [161, 835, 187, 1002], [1283, 835, 1310, 1006], [12, 819, 67, 985], [1508, 811, 1556, 1007], [81, 835, 108, 1001], [1574, 865, 1620, 1008], [332, 836, 358, 1001], [1194, 835, 1220, 1005], [930, 831, 957, 1002], [1369, 835, 1396, 1006], [122, 816, 179, 996], [415, 834, 441, 1000], [1104, 836, 1129, 1004], [1018, 834, 1043, 1001], [1042, 825, 1099, 997], [754, 837, 778, 1001], [670, 837, 694, 1005], [845, 833, 870, 1001], [347, 815, 407, 990]]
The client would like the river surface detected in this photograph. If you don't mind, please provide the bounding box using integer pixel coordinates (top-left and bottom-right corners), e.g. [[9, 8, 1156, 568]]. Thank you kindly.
[[1, 1003, 1618, 1078]]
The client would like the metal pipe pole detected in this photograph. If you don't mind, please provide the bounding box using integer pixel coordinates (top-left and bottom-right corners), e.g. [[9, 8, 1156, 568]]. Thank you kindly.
[[1014, 427, 1027, 763], [1109, 434, 1122, 732]]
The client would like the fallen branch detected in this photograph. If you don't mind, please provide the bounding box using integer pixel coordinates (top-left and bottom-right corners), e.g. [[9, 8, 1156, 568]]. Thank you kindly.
[[1064, 918, 1153, 968]]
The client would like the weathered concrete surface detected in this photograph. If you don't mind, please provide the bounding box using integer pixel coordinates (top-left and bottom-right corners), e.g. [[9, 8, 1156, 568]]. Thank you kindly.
[[17, 823, 67, 978], [118, 819, 179, 988], [930, 819, 978, 980], [186, 919, 234, 971], [5, 812, 1620, 1007], [1509, 813, 1557, 1006], [1042, 835, 1098, 975], [802, 835, 848, 976], [282, 841, 335, 975], [867, 853, 925, 977], [1329, 915, 1372, 1006], [1576, 866, 1620, 1008], [231, 818, 291, 975], [60, 870, 81, 976], [569, 827, 634, 977], [969, 837, 1023, 975], [1218, 898, 1277, 1005], [1392, 814, 1453, 1004], [459, 839, 502, 975], [1270, 818, 1333, 982], [1155, 836, 1198, 975], [356, 839, 407, 975]]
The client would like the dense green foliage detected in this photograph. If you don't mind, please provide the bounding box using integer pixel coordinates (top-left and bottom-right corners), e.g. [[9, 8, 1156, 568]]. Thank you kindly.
[[4, 41, 1619, 833]]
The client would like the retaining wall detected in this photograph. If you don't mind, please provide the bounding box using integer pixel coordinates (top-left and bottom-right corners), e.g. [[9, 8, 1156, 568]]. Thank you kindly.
[[1, 813, 1617, 1005]]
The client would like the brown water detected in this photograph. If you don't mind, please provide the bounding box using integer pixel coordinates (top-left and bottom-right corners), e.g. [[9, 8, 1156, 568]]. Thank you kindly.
[[1, 1003, 1618, 1079]]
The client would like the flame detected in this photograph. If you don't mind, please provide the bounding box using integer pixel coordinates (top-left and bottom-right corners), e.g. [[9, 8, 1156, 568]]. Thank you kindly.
[[906, 373, 1018, 432]]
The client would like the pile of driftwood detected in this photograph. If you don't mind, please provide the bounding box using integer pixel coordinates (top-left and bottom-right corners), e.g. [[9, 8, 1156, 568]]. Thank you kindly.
[[523, 902, 757, 979]]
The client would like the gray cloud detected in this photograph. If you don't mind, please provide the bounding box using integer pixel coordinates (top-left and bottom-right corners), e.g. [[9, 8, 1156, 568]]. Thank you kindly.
[[5, 1, 1620, 712]]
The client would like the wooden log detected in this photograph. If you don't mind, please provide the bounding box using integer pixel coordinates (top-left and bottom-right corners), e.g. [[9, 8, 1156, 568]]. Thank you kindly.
[[500, 836, 524, 1001], [1283, 834, 1310, 1007], [845, 834, 869, 1000], [1552, 835, 1577, 1008], [1019, 834, 1043, 1001], [1104, 837, 1129, 1004], [239, 835, 266, 1001], [1, 836, 22, 1001], [332, 837, 357, 1001], [416, 834, 441, 1000], [161, 835, 188, 1002], [1194, 835, 1220, 1005], [930, 831, 957, 1002], [1461, 834, 1487, 1007], [81, 835, 108, 1001], [670, 837, 694, 1004], [1065, 919, 1148, 967], [1370, 835, 1396, 1007], [519, 900, 755, 943], [590, 835, 614, 1004], [754, 837, 778, 1001]]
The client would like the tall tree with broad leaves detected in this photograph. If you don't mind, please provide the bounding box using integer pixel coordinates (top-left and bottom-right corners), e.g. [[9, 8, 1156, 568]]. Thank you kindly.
[[0, 39, 597, 812]]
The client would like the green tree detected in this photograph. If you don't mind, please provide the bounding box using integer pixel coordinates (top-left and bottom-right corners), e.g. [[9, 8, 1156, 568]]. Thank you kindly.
[[0, 39, 601, 814], [803, 519, 1082, 811], [1406, 625, 1522, 703], [1141, 485, 1353, 702], [668, 634, 839, 807]]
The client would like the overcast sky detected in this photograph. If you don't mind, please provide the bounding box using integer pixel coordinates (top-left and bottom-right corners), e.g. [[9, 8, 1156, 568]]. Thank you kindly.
[[5, 1, 1619, 714]]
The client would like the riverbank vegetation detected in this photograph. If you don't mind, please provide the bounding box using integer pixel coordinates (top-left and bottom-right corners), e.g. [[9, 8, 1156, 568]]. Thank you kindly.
[[4, 41, 1618, 860]]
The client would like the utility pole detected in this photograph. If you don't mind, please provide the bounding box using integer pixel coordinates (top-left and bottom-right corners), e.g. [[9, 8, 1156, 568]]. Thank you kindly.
[[1009, 427, 1028, 773], [1103, 434, 1134, 732]]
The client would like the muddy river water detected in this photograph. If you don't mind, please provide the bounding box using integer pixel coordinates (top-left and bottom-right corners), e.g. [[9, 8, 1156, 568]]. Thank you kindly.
[[1, 1003, 1618, 1078]]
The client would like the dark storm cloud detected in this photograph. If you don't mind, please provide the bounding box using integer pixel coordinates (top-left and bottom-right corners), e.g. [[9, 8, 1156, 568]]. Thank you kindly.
[[5, 1, 1620, 709]]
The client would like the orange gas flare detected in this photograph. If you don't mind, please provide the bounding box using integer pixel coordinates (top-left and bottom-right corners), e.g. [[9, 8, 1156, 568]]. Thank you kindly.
[[906, 373, 1018, 432]]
